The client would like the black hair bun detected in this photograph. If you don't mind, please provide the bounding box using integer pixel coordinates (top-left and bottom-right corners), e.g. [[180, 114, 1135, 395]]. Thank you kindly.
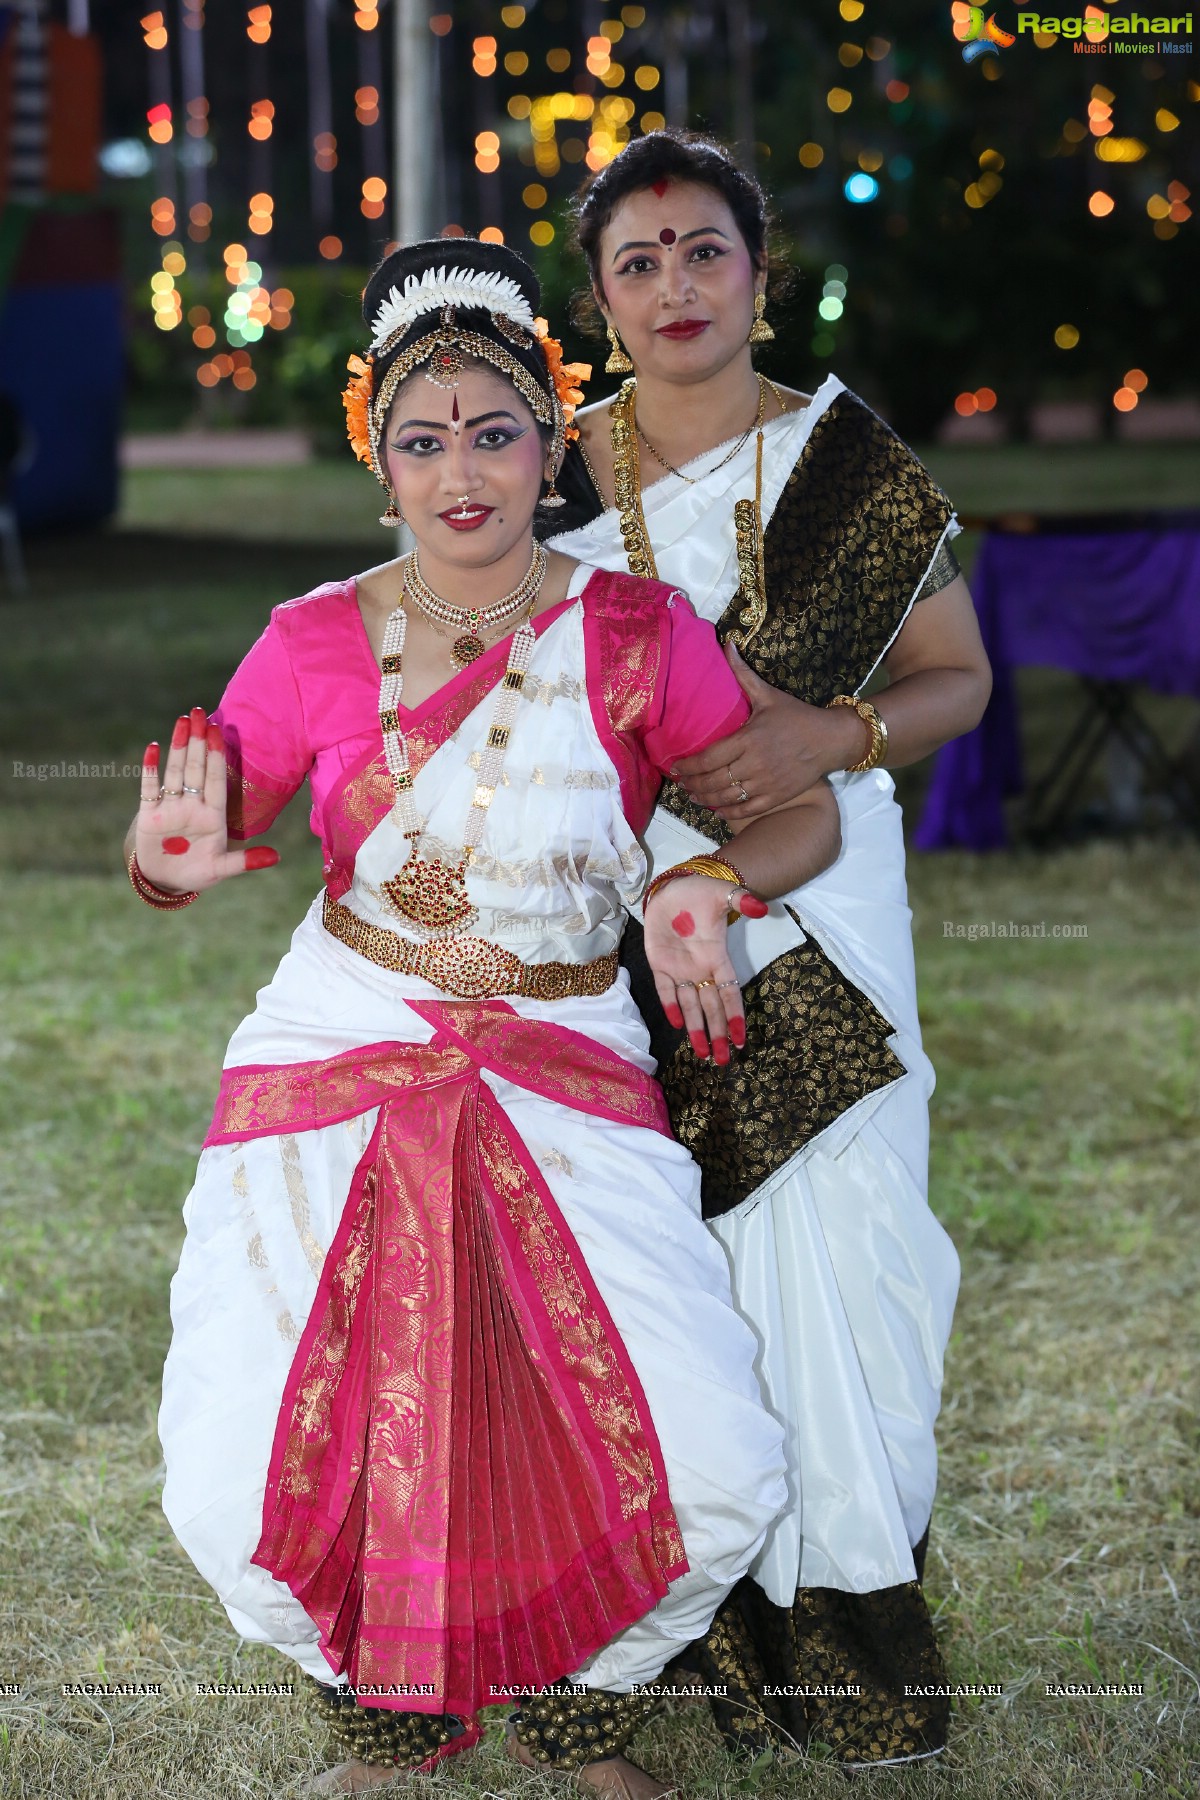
[[362, 237, 541, 334]]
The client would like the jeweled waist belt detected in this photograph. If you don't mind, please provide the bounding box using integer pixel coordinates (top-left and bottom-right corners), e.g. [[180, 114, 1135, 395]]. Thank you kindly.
[[322, 890, 619, 1003]]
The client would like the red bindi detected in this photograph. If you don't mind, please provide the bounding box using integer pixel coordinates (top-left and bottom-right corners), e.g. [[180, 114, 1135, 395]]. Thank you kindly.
[[671, 910, 695, 938], [659, 228, 677, 245], [651, 179, 669, 197]]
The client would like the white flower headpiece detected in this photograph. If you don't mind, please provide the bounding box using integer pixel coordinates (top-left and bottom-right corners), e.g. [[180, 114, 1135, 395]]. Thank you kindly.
[[369, 264, 536, 350]]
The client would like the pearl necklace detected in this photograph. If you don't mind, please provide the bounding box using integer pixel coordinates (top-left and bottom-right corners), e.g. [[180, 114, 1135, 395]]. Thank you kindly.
[[376, 597, 537, 938], [403, 543, 547, 669]]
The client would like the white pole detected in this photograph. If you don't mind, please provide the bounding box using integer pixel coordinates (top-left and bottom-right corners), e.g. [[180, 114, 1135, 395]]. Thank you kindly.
[[393, 0, 435, 244]]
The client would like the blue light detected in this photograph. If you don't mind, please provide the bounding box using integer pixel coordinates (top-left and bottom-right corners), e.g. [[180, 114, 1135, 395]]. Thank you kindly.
[[844, 173, 879, 204]]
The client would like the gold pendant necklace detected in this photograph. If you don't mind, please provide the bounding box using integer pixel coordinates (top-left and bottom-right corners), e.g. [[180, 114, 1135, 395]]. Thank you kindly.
[[636, 373, 769, 485], [376, 570, 542, 937]]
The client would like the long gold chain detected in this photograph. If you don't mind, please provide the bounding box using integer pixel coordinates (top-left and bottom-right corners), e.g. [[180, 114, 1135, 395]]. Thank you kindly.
[[609, 376, 781, 649], [636, 372, 768, 485]]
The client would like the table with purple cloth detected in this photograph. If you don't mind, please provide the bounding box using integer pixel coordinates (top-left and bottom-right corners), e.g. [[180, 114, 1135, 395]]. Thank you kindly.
[[913, 515, 1200, 851]]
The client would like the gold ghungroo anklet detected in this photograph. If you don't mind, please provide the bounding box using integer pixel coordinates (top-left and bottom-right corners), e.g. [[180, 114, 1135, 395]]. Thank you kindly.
[[510, 1682, 654, 1769], [307, 1677, 463, 1770]]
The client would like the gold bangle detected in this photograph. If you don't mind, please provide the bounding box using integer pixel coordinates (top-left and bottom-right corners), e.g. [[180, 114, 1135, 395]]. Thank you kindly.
[[128, 851, 199, 910], [643, 854, 753, 923], [828, 694, 887, 773]]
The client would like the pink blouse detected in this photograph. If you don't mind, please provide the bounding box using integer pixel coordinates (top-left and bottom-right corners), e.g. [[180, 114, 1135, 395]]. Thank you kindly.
[[211, 569, 748, 895]]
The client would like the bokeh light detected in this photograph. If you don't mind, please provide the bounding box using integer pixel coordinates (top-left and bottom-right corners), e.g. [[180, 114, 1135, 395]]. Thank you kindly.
[[844, 173, 878, 203]]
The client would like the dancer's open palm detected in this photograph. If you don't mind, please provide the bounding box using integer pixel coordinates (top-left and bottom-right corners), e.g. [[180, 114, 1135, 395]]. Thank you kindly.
[[134, 707, 279, 892]]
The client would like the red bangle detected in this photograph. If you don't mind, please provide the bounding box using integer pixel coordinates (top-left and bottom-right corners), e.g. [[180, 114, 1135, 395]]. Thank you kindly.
[[128, 852, 199, 910]]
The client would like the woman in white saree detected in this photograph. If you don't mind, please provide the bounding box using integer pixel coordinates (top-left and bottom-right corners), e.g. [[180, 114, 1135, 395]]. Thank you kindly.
[[544, 130, 993, 1767], [130, 240, 845, 1797]]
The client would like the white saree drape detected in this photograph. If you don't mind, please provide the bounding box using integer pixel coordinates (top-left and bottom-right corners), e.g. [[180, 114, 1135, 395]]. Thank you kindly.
[[551, 379, 961, 1603]]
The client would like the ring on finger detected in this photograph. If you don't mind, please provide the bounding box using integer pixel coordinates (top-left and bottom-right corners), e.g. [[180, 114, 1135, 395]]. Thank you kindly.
[[726, 765, 740, 789], [676, 979, 697, 990], [694, 979, 716, 990], [736, 784, 750, 803], [160, 786, 184, 799], [182, 784, 204, 796], [717, 979, 741, 991]]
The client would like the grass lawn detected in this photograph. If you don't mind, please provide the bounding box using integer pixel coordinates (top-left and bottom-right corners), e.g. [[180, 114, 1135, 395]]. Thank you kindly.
[[0, 447, 1197, 1798]]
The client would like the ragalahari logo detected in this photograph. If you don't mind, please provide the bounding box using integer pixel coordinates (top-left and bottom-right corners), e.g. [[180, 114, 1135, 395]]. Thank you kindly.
[[951, 4, 1018, 57]]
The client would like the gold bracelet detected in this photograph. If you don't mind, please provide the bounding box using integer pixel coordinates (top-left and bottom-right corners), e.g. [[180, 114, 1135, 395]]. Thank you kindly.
[[643, 854, 751, 922], [828, 694, 888, 773], [128, 851, 199, 910]]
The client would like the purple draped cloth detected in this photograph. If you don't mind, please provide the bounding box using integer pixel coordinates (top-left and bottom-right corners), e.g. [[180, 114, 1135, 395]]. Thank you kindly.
[[913, 521, 1200, 851]]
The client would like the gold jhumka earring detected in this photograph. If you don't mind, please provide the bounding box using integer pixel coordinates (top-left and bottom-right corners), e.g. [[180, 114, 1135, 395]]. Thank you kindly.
[[379, 496, 405, 526], [748, 292, 775, 344], [605, 326, 633, 374]]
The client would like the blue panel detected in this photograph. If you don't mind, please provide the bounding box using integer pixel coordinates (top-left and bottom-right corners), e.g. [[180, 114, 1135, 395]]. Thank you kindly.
[[0, 281, 124, 528]]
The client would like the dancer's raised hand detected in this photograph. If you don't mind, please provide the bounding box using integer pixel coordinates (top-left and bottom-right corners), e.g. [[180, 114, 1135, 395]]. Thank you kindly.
[[133, 707, 279, 893]]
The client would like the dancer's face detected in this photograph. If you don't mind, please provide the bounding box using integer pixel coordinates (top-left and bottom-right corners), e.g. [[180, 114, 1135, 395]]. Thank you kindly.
[[382, 362, 554, 568], [594, 181, 763, 386]]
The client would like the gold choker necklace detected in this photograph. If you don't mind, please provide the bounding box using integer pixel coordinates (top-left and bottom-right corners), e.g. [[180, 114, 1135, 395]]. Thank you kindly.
[[403, 543, 547, 669]]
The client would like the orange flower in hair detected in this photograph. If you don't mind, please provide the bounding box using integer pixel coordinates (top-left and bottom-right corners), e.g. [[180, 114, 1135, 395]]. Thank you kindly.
[[343, 353, 374, 466], [533, 317, 590, 441]]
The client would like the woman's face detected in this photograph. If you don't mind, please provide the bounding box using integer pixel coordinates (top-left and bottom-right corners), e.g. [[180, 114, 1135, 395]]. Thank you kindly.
[[382, 362, 552, 569], [594, 181, 762, 386]]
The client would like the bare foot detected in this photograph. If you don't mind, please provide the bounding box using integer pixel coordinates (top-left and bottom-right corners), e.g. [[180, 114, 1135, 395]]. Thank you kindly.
[[576, 1754, 677, 1799], [506, 1727, 676, 1799], [301, 1759, 414, 1795]]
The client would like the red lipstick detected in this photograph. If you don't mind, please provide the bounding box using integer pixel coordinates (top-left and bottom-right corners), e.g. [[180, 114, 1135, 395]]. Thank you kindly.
[[438, 504, 495, 531], [656, 320, 710, 340]]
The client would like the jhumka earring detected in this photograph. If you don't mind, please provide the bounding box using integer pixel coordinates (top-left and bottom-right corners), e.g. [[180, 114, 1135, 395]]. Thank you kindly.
[[605, 326, 633, 375], [539, 471, 566, 509], [379, 496, 405, 527], [748, 292, 775, 344]]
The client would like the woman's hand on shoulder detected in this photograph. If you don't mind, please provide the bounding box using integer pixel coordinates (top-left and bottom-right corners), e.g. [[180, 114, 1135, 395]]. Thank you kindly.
[[672, 642, 861, 818], [131, 710, 279, 893]]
